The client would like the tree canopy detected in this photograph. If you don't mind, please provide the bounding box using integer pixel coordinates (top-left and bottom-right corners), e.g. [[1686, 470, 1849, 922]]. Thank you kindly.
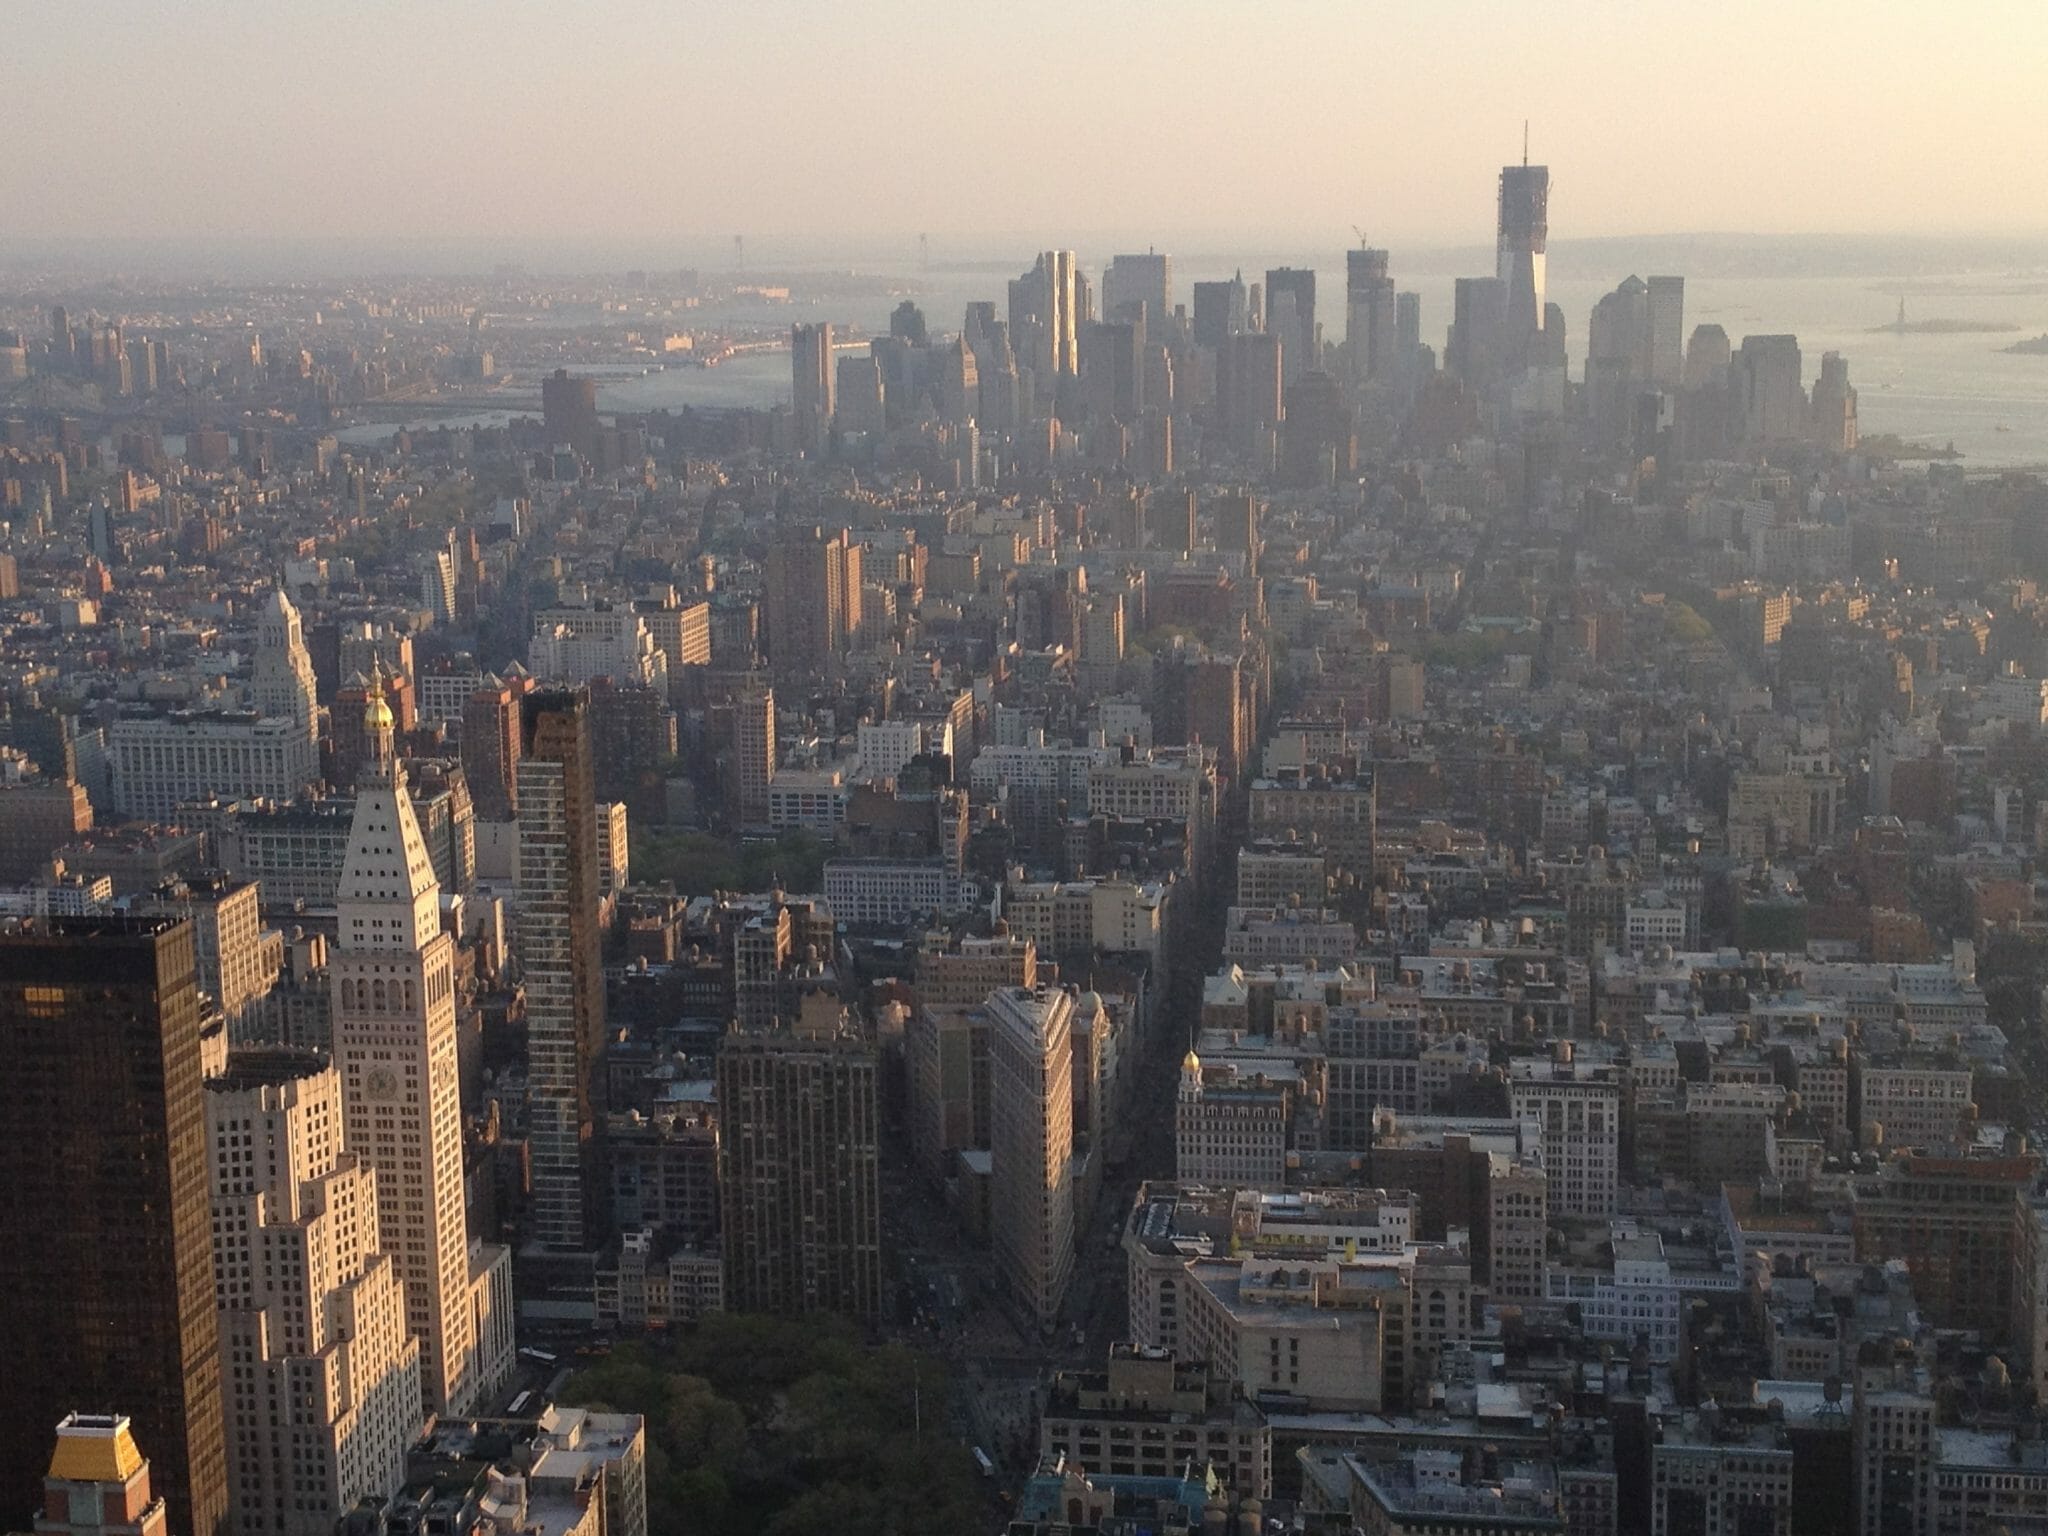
[[561, 1314, 984, 1536], [628, 828, 827, 897]]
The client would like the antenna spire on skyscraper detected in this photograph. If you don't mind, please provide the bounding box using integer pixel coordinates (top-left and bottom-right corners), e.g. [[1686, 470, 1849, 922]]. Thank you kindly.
[[1523, 120, 1529, 166]]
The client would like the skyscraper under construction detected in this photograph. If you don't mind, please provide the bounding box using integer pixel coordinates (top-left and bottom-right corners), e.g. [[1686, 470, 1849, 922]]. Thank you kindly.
[[1496, 160, 1551, 366]]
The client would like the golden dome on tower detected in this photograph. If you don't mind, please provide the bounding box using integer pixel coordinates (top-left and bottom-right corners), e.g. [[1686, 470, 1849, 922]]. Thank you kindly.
[[363, 660, 395, 731]]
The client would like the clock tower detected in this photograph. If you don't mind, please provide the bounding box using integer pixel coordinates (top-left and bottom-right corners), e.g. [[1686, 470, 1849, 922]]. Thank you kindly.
[[332, 688, 510, 1415]]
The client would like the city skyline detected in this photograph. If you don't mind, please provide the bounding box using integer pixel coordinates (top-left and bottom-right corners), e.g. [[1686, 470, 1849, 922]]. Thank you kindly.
[[9, 7, 2048, 1533], [4, 1, 2046, 254]]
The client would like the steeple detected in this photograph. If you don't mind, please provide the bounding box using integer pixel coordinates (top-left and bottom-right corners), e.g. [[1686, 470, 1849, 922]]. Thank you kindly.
[[338, 666, 440, 954], [362, 659, 397, 785]]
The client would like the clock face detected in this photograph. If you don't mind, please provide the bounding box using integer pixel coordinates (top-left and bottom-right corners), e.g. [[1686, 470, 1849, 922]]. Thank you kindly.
[[367, 1067, 400, 1101]]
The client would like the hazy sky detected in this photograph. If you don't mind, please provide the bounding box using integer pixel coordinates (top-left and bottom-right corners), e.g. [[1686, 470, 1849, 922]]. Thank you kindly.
[[5, 0, 2044, 259]]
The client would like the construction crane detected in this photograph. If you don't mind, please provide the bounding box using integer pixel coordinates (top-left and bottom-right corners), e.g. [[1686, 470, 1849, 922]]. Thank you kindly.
[[1352, 225, 1370, 249]]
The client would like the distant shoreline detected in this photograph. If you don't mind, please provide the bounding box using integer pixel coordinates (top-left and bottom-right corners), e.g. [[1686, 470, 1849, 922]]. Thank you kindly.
[[1868, 318, 2020, 334], [1857, 433, 1963, 460]]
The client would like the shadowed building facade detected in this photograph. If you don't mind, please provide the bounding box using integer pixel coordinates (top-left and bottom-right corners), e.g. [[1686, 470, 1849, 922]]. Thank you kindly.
[[716, 1022, 882, 1321], [0, 916, 228, 1536], [518, 689, 610, 1254]]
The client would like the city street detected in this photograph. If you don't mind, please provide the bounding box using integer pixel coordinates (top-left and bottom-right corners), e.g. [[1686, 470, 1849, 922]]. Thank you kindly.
[[874, 836, 1237, 1498]]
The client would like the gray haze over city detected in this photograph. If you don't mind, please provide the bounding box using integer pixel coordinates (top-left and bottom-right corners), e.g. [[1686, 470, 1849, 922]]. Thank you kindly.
[[6, 6, 2048, 1536]]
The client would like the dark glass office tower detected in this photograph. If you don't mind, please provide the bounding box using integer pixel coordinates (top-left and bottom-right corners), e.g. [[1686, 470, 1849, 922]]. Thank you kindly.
[[0, 916, 227, 1536]]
